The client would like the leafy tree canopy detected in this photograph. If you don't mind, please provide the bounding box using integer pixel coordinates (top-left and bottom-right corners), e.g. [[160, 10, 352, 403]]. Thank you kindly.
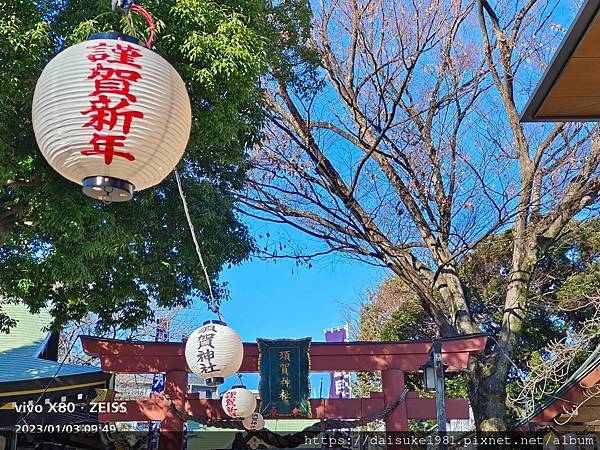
[[354, 218, 600, 424], [0, 0, 279, 332]]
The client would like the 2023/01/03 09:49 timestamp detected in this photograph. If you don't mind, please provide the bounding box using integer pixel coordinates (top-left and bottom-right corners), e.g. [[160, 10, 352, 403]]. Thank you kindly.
[[15, 423, 117, 433]]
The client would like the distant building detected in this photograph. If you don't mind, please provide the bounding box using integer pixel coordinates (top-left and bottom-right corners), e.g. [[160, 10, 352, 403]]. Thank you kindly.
[[116, 373, 219, 400], [188, 374, 219, 399]]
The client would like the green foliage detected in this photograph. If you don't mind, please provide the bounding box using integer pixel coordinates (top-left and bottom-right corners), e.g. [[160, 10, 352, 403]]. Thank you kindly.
[[0, 1, 52, 183], [263, 0, 319, 91], [356, 218, 600, 416], [461, 218, 600, 370], [353, 277, 467, 407], [0, 0, 271, 331], [380, 306, 428, 341]]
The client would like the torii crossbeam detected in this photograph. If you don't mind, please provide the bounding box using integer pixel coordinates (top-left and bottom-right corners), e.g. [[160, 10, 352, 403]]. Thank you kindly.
[[81, 333, 488, 450]]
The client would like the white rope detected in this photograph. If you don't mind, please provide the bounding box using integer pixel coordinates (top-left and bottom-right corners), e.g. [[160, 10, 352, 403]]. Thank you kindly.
[[173, 170, 216, 304]]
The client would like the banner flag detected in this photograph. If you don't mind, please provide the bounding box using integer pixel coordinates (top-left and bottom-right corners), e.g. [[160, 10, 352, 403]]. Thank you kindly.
[[258, 338, 312, 417], [148, 317, 169, 450], [325, 325, 351, 399]]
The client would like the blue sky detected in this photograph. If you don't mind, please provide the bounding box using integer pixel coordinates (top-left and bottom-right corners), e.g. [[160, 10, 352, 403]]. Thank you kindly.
[[179, 217, 388, 392], [182, 217, 388, 342]]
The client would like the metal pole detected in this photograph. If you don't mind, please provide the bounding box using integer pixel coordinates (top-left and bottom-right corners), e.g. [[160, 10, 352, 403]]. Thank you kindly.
[[432, 339, 447, 450]]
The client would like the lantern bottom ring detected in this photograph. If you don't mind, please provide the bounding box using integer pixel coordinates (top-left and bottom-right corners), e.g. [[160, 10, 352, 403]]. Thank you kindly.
[[204, 377, 225, 387], [82, 176, 134, 202]]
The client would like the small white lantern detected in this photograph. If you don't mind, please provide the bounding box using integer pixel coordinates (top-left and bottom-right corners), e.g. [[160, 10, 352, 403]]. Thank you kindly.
[[32, 32, 192, 202], [242, 412, 265, 431], [421, 358, 436, 392], [185, 320, 243, 386], [221, 385, 257, 419]]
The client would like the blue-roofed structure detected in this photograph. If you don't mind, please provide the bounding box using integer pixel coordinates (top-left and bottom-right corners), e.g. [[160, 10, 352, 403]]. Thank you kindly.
[[0, 304, 101, 384], [0, 303, 111, 430]]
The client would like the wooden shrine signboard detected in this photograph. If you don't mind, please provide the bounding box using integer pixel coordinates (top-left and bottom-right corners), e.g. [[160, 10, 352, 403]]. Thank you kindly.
[[257, 338, 312, 417]]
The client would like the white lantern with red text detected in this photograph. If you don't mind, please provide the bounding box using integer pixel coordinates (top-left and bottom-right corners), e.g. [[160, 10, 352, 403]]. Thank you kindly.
[[185, 320, 243, 387], [221, 386, 257, 419], [32, 33, 192, 202], [242, 412, 265, 431]]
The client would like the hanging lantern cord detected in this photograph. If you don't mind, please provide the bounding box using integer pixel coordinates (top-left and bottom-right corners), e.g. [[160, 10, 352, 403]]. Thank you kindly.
[[174, 170, 223, 319], [213, 307, 225, 322], [110, 0, 155, 48], [130, 3, 155, 48]]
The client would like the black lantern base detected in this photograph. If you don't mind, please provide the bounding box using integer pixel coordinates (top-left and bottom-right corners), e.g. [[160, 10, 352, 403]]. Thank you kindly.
[[203, 320, 227, 326], [82, 176, 134, 202], [205, 377, 224, 387]]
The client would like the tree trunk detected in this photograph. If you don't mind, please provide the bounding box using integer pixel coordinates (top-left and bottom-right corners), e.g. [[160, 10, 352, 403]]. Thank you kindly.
[[467, 235, 538, 431], [0, 202, 27, 246], [0, 222, 7, 247], [467, 354, 510, 431]]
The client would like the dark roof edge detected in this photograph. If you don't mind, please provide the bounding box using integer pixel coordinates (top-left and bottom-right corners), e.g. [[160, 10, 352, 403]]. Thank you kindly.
[[34, 330, 53, 358], [514, 345, 600, 428], [520, 0, 600, 122], [0, 370, 111, 395]]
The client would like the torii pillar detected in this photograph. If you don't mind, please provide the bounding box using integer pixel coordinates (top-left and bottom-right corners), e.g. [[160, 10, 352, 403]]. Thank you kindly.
[[159, 369, 188, 450], [383, 369, 409, 449]]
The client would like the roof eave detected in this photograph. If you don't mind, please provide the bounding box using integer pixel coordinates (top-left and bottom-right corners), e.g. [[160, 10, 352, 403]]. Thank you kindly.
[[520, 0, 600, 122], [515, 346, 600, 429]]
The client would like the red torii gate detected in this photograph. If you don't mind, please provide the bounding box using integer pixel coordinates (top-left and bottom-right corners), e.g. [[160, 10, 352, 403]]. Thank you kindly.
[[81, 333, 488, 450]]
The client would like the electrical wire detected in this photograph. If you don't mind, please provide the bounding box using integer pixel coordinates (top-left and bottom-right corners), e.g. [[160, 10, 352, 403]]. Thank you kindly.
[[124, 4, 221, 317], [16, 336, 79, 425]]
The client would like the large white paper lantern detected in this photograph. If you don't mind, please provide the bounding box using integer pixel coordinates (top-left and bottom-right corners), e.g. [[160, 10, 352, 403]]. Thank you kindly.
[[185, 320, 243, 386], [32, 33, 192, 202], [242, 412, 265, 431], [221, 386, 257, 419]]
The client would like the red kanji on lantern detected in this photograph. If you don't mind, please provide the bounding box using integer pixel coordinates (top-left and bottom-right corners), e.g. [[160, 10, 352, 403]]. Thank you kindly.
[[82, 95, 143, 134], [81, 41, 144, 165], [89, 63, 142, 83], [86, 43, 143, 69], [89, 64, 139, 102], [87, 43, 110, 63], [108, 43, 143, 68], [81, 133, 135, 164]]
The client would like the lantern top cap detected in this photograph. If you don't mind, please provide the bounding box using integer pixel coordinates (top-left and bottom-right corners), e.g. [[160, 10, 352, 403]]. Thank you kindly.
[[420, 358, 435, 370], [87, 32, 140, 45], [231, 384, 247, 389], [202, 319, 227, 326]]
